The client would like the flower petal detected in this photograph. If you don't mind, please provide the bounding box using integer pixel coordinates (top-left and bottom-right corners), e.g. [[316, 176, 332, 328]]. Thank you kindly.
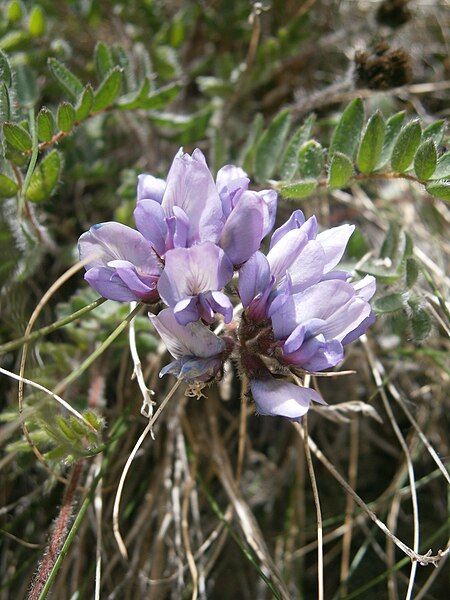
[[266, 229, 308, 282], [238, 251, 271, 308], [286, 240, 326, 293], [316, 224, 355, 272], [259, 189, 277, 237], [137, 174, 166, 203], [250, 377, 324, 419], [85, 267, 140, 302], [220, 191, 265, 265], [134, 200, 167, 256], [162, 148, 223, 245], [157, 243, 233, 309], [149, 308, 225, 359]]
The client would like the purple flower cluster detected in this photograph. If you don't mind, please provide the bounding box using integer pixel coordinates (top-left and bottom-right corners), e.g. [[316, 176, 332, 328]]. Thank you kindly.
[[79, 148, 375, 419]]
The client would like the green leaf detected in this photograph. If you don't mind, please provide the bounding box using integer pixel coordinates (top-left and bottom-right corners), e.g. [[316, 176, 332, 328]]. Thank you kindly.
[[48, 58, 83, 100], [329, 98, 364, 158], [280, 179, 318, 199], [3, 122, 32, 151], [240, 113, 263, 173], [75, 84, 94, 121], [117, 80, 180, 110], [409, 304, 431, 340], [405, 258, 419, 288], [94, 42, 114, 79], [14, 63, 38, 108], [7, 0, 22, 22], [26, 150, 62, 203], [356, 111, 386, 173], [297, 140, 323, 179], [374, 293, 406, 314], [377, 111, 406, 169], [414, 139, 437, 181], [0, 50, 12, 86], [380, 222, 400, 259], [426, 180, 450, 201], [0, 173, 18, 198], [0, 82, 11, 122], [28, 5, 45, 37], [0, 31, 29, 52], [430, 151, 450, 180], [92, 67, 122, 112], [356, 262, 401, 285], [57, 101, 75, 133], [279, 114, 316, 181], [254, 109, 292, 183], [37, 107, 55, 142], [391, 119, 421, 172], [422, 120, 445, 146], [328, 152, 353, 188]]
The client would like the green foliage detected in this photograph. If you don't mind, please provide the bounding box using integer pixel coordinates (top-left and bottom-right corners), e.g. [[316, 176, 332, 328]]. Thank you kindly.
[[254, 109, 291, 183], [328, 151, 352, 188], [37, 106, 55, 142], [280, 179, 318, 198], [92, 66, 122, 112], [426, 180, 450, 201], [3, 121, 32, 151], [279, 114, 316, 181], [0, 173, 18, 198], [25, 149, 62, 202], [297, 140, 323, 179], [356, 110, 386, 173], [28, 5, 45, 37], [377, 111, 405, 168], [391, 119, 422, 172], [329, 98, 364, 158], [57, 101, 75, 133], [414, 139, 437, 181], [48, 57, 84, 100]]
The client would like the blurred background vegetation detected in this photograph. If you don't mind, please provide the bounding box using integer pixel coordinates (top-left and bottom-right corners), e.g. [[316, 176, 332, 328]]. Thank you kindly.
[[0, 0, 449, 598]]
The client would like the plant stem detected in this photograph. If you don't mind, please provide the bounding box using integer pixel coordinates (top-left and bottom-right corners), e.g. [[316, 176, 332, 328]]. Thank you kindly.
[[29, 461, 84, 600], [0, 297, 107, 355], [19, 107, 39, 214]]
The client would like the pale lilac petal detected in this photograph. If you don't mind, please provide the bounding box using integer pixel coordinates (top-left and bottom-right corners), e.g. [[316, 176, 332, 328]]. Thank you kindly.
[[316, 224, 355, 272], [238, 251, 271, 308], [283, 324, 306, 354], [134, 200, 167, 256], [107, 259, 158, 301], [270, 210, 305, 249], [216, 164, 249, 194], [286, 240, 326, 293], [270, 280, 356, 339], [284, 336, 344, 370], [266, 229, 308, 282], [321, 270, 350, 281], [320, 298, 371, 341], [352, 275, 376, 301], [78, 222, 158, 272], [137, 174, 166, 203], [158, 243, 233, 308], [250, 377, 324, 419], [149, 308, 225, 359], [85, 267, 139, 302], [166, 206, 190, 249], [341, 311, 376, 345], [180, 357, 223, 382], [220, 191, 265, 265], [173, 297, 200, 325], [206, 291, 233, 324], [162, 149, 223, 245], [259, 189, 277, 237]]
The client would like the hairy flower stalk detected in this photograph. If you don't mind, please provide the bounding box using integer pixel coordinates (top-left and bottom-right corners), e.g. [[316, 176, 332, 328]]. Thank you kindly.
[[79, 148, 376, 419]]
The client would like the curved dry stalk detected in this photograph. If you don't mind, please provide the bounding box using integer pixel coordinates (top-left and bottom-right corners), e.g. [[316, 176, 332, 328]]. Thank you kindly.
[[18, 258, 93, 481], [292, 423, 448, 566], [112, 379, 182, 559], [301, 416, 324, 600], [236, 376, 249, 482], [129, 301, 155, 423], [0, 367, 96, 432]]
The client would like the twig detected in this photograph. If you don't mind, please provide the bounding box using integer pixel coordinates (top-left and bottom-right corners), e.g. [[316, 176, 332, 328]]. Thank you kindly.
[[129, 301, 155, 425], [292, 424, 448, 566], [301, 416, 324, 600], [112, 379, 182, 559], [28, 461, 83, 600]]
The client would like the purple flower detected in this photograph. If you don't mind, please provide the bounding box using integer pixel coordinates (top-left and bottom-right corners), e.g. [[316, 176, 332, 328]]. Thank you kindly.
[[135, 152, 277, 267], [250, 376, 325, 419], [157, 242, 234, 325], [150, 308, 226, 383], [270, 277, 375, 371], [78, 222, 161, 302]]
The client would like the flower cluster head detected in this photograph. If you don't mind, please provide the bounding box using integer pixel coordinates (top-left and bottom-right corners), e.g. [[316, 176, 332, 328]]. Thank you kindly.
[[79, 148, 376, 420]]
